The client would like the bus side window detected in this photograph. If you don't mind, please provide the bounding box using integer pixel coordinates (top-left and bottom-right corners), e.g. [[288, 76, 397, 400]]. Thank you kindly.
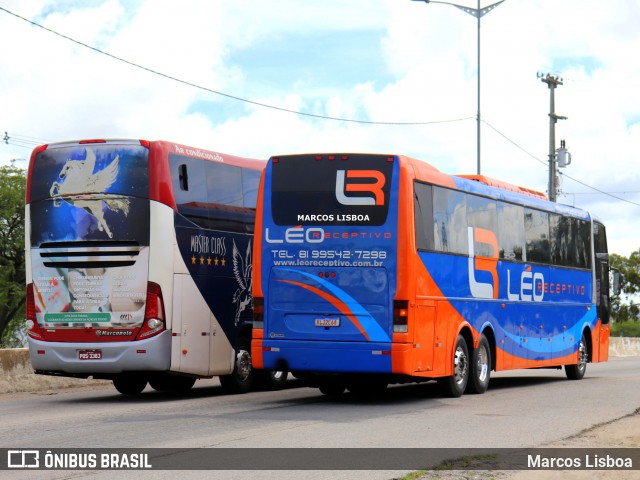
[[433, 186, 468, 255], [467, 194, 497, 257], [497, 202, 525, 261], [524, 208, 550, 264], [414, 182, 434, 251]]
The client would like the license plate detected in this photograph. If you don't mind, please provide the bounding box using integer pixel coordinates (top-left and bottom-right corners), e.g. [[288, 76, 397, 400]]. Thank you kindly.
[[315, 318, 340, 327], [78, 349, 102, 360]]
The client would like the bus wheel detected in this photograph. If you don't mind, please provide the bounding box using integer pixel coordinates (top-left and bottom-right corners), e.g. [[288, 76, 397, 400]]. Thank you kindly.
[[219, 342, 254, 394], [149, 374, 196, 393], [254, 370, 289, 391], [565, 333, 588, 380], [347, 380, 388, 398], [438, 334, 469, 398], [466, 334, 491, 394], [318, 382, 346, 397], [113, 374, 147, 395]]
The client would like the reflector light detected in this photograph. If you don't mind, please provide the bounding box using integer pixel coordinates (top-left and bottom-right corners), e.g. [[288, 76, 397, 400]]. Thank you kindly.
[[253, 297, 264, 323], [341, 155, 349, 161], [328, 155, 336, 161], [315, 155, 323, 161], [26, 284, 45, 340], [136, 282, 166, 340], [79, 139, 106, 144], [387, 157, 394, 162], [393, 300, 409, 333], [272, 157, 280, 163]]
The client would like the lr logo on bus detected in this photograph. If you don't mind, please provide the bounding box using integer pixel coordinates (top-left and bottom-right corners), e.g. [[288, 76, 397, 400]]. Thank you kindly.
[[335, 170, 385, 206], [467, 226, 544, 302]]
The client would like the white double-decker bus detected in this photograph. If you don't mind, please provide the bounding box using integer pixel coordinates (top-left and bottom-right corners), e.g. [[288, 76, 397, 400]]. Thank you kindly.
[[25, 138, 286, 394]]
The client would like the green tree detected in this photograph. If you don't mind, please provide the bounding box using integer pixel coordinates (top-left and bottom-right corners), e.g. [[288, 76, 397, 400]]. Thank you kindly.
[[0, 163, 26, 347], [610, 251, 640, 323]]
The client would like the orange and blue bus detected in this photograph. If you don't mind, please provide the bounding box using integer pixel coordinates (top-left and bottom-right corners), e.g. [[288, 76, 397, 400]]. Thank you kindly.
[[25, 139, 286, 394], [251, 153, 616, 397]]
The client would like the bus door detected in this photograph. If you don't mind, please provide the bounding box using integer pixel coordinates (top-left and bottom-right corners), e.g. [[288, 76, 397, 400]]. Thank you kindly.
[[593, 221, 611, 362]]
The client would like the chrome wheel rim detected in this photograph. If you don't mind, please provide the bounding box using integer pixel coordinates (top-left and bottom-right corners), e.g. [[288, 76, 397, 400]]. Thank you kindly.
[[236, 349, 252, 382], [453, 346, 468, 385], [476, 344, 489, 382]]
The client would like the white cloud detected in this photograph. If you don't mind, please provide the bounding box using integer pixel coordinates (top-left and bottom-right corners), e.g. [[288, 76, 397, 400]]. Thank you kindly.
[[1, 0, 639, 255]]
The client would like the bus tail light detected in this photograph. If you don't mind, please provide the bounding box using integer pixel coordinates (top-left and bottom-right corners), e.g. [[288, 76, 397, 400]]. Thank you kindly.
[[26, 283, 45, 340], [137, 282, 166, 340], [253, 297, 264, 329], [393, 300, 409, 333]]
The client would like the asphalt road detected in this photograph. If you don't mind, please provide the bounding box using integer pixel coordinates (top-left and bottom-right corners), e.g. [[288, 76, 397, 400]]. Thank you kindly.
[[2, 357, 639, 480]]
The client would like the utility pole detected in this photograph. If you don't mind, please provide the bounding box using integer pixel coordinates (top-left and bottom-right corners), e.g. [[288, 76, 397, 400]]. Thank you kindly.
[[412, 0, 506, 175], [539, 73, 567, 202]]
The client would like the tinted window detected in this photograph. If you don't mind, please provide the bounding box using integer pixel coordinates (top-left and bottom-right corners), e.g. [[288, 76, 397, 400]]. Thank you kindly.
[[594, 221, 607, 254], [574, 219, 592, 268], [414, 182, 434, 251], [550, 214, 572, 266], [467, 195, 497, 257], [497, 202, 525, 261], [550, 215, 591, 269], [270, 154, 393, 226], [525, 208, 550, 263], [433, 186, 468, 255], [207, 162, 243, 207], [242, 169, 261, 208], [170, 154, 256, 233]]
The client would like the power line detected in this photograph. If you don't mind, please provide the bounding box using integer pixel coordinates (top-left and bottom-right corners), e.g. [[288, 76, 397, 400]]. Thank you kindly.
[[482, 119, 640, 208], [0, 6, 474, 127], [481, 119, 548, 167], [2, 7, 638, 208], [559, 171, 640, 207]]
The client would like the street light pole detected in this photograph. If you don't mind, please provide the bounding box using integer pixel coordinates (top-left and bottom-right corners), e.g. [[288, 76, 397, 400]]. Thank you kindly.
[[412, 0, 506, 175]]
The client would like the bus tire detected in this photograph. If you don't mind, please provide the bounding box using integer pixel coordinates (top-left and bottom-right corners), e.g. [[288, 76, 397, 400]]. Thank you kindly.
[[438, 334, 469, 398], [149, 373, 196, 392], [466, 334, 491, 394], [318, 382, 346, 397], [347, 380, 388, 398], [565, 333, 589, 380], [219, 341, 254, 394], [254, 370, 289, 391], [113, 374, 147, 395]]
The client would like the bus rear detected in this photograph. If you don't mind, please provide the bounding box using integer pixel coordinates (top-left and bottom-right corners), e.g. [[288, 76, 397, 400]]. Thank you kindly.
[[252, 153, 401, 391], [25, 140, 169, 384]]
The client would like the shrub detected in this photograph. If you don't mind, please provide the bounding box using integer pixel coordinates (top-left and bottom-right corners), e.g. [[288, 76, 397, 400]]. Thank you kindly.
[[611, 321, 640, 337]]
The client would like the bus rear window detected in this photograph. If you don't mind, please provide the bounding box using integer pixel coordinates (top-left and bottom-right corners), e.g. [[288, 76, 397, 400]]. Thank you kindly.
[[29, 144, 149, 203], [270, 154, 393, 226]]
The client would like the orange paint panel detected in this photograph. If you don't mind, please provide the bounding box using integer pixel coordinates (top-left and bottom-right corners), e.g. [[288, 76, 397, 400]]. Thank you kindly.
[[391, 343, 413, 375], [251, 338, 264, 369]]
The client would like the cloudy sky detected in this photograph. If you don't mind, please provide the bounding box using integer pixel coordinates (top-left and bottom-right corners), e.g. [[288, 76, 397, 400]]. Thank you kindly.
[[1, 0, 639, 256]]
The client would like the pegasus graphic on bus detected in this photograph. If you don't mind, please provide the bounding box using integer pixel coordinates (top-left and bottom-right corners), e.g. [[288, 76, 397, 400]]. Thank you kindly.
[[252, 154, 619, 397]]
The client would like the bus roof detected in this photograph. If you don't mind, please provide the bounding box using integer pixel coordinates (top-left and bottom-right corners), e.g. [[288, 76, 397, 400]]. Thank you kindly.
[[399, 155, 591, 221]]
